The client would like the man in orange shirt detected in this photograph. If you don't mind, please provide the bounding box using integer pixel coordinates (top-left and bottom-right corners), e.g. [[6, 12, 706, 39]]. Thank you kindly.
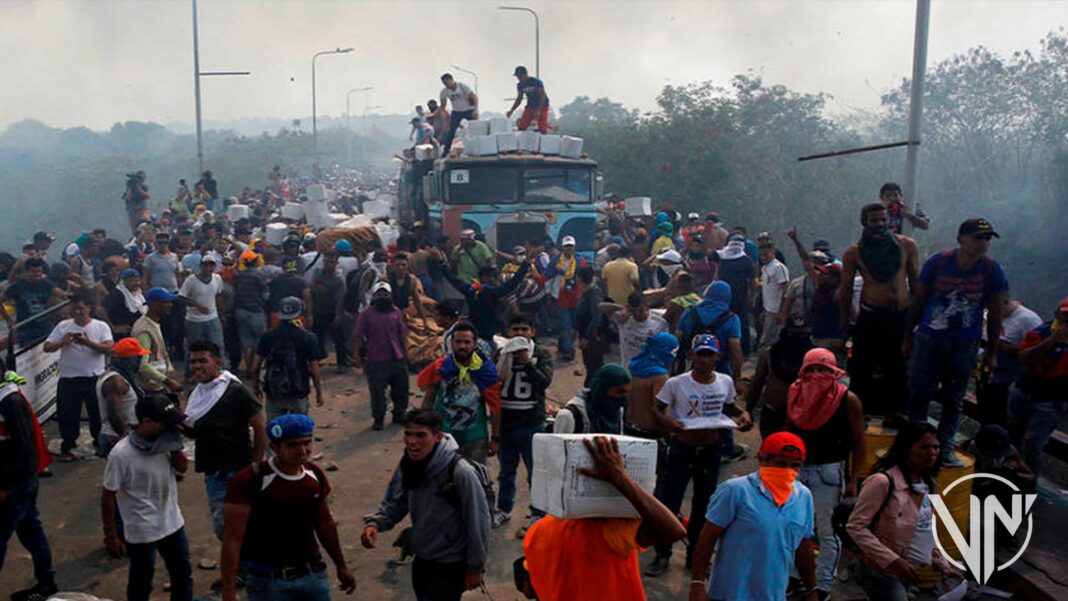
[[519, 437, 685, 601]]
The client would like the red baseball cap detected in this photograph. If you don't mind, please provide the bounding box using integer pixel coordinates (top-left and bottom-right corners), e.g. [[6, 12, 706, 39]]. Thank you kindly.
[[760, 432, 806, 462], [113, 338, 151, 358], [1058, 297, 1068, 313]]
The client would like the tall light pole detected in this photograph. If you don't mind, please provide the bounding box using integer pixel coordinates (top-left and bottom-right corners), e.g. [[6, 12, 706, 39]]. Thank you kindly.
[[498, 6, 539, 77], [346, 86, 372, 167], [363, 104, 382, 162], [903, 0, 931, 232], [192, 0, 249, 174], [450, 64, 479, 95], [312, 47, 354, 153]]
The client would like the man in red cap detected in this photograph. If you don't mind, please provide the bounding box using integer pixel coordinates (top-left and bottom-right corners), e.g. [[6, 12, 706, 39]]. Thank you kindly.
[[689, 431, 818, 601], [98, 338, 152, 455], [1007, 296, 1068, 475]]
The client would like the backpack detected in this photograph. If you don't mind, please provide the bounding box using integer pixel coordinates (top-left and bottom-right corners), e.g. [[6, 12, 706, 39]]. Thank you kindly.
[[832, 471, 895, 553], [343, 264, 373, 313], [262, 335, 310, 399], [553, 399, 588, 433], [673, 307, 735, 374], [440, 455, 496, 511]]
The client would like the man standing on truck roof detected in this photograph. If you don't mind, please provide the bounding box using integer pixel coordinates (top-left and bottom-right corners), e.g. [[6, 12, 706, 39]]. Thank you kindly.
[[439, 73, 479, 155], [507, 66, 550, 134]]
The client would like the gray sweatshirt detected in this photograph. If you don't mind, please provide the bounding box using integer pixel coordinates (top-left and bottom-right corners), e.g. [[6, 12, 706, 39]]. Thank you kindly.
[[365, 434, 490, 571]]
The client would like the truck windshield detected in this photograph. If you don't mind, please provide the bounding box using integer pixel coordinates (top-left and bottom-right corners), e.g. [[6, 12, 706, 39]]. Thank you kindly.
[[522, 168, 592, 204], [446, 168, 518, 204]]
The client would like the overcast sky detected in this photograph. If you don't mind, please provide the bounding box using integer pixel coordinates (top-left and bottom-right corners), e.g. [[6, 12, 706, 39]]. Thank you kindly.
[[1, 0, 1064, 131]]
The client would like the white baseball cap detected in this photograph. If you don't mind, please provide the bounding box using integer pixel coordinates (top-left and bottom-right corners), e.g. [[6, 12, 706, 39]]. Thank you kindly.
[[561, 235, 576, 247], [371, 281, 392, 295]]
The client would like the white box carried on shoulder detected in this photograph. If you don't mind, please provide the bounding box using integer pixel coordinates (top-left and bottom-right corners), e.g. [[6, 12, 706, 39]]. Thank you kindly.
[[560, 136, 584, 159], [306, 184, 328, 203], [531, 434, 657, 519], [489, 117, 512, 135], [624, 197, 652, 216], [463, 119, 490, 137], [281, 202, 304, 221], [265, 223, 289, 246], [496, 132, 519, 153], [518, 130, 541, 152], [539, 134, 562, 155], [226, 204, 250, 221]]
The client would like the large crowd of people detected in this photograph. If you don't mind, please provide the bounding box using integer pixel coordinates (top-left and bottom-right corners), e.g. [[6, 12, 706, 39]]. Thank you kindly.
[[0, 155, 1064, 601]]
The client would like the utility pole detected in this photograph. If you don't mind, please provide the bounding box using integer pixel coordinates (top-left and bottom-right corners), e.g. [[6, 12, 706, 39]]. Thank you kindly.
[[312, 47, 354, 153], [191, 0, 249, 174], [903, 0, 931, 231], [498, 6, 540, 77], [451, 64, 479, 95], [346, 87, 372, 167]]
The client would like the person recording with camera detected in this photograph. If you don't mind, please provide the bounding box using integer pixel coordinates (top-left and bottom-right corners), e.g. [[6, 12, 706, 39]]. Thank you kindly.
[[124, 171, 151, 234]]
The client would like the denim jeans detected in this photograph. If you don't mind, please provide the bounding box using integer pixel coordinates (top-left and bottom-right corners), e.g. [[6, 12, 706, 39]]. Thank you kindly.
[[1007, 385, 1065, 474], [857, 563, 941, 601], [497, 421, 545, 514], [795, 463, 842, 591], [245, 566, 332, 601], [441, 109, 476, 154], [204, 470, 239, 540], [907, 331, 979, 447], [235, 308, 267, 351], [266, 397, 309, 422], [0, 477, 55, 586], [655, 440, 722, 559], [311, 313, 351, 366], [57, 375, 101, 453], [366, 359, 409, 421], [557, 306, 576, 359], [125, 526, 193, 601]]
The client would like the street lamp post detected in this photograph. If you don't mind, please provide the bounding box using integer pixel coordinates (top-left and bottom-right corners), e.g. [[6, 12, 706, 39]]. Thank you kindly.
[[363, 104, 382, 162], [498, 6, 539, 78], [191, 0, 250, 174], [450, 64, 479, 95], [346, 86, 373, 167], [312, 47, 354, 153]]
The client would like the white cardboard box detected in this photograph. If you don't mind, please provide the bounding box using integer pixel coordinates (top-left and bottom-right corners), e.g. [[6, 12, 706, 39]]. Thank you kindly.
[[489, 117, 512, 135], [265, 223, 289, 246], [539, 134, 562, 155], [463, 119, 490, 137], [306, 184, 328, 203], [518, 130, 541, 152], [226, 204, 250, 221], [496, 132, 519, 153], [624, 197, 652, 216], [414, 144, 435, 160], [561, 135, 584, 158], [281, 202, 304, 221], [474, 134, 498, 156], [532, 434, 658, 519]]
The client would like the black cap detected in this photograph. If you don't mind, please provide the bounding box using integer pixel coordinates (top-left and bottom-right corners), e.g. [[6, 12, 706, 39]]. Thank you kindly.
[[135, 393, 186, 427], [33, 231, 54, 242], [958, 218, 999, 238], [513, 65, 528, 76]]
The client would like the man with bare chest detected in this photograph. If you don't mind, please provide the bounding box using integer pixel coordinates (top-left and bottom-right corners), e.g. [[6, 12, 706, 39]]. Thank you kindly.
[[838, 203, 919, 418]]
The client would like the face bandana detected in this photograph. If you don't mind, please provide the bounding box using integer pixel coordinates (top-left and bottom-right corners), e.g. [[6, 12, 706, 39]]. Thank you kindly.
[[759, 466, 799, 506]]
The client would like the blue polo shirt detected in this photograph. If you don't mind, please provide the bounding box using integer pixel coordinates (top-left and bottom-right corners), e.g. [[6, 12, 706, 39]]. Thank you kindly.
[[705, 472, 814, 601], [517, 77, 549, 109]]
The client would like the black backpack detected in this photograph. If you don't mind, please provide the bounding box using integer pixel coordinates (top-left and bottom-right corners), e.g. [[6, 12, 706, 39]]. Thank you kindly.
[[262, 336, 310, 399], [832, 471, 895, 553], [673, 307, 735, 375]]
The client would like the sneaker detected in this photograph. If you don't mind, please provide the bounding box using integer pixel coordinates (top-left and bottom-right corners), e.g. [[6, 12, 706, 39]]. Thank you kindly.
[[643, 556, 670, 577], [11, 581, 59, 601], [372, 419, 384, 431], [722, 442, 750, 464], [210, 575, 245, 592], [940, 450, 964, 468], [515, 515, 538, 540], [491, 509, 512, 529], [53, 451, 77, 463]]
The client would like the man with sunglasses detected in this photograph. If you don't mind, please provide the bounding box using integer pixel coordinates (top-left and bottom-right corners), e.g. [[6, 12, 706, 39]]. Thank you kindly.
[[906, 218, 1009, 467]]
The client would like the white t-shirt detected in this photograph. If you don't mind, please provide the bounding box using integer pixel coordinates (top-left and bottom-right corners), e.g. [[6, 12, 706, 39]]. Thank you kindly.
[[615, 313, 668, 366], [441, 81, 475, 112], [102, 437, 185, 544], [1001, 305, 1042, 346], [179, 273, 224, 322], [46, 319, 113, 378], [657, 371, 737, 430], [905, 482, 935, 565], [761, 259, 790, 314]]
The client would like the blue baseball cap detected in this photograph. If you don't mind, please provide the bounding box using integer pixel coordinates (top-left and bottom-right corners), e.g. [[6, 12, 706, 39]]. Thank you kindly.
[[120, 268, 140, 280], [692, 334, 720, 354], [334, 239, 353, 252], [267, 414, 315, 442], [145, 287, 179, 303]]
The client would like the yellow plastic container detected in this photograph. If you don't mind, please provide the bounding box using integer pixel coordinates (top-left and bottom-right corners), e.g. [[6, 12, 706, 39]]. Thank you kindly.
[[933, 451, 974, 561], [857, 424, 897, 479]]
